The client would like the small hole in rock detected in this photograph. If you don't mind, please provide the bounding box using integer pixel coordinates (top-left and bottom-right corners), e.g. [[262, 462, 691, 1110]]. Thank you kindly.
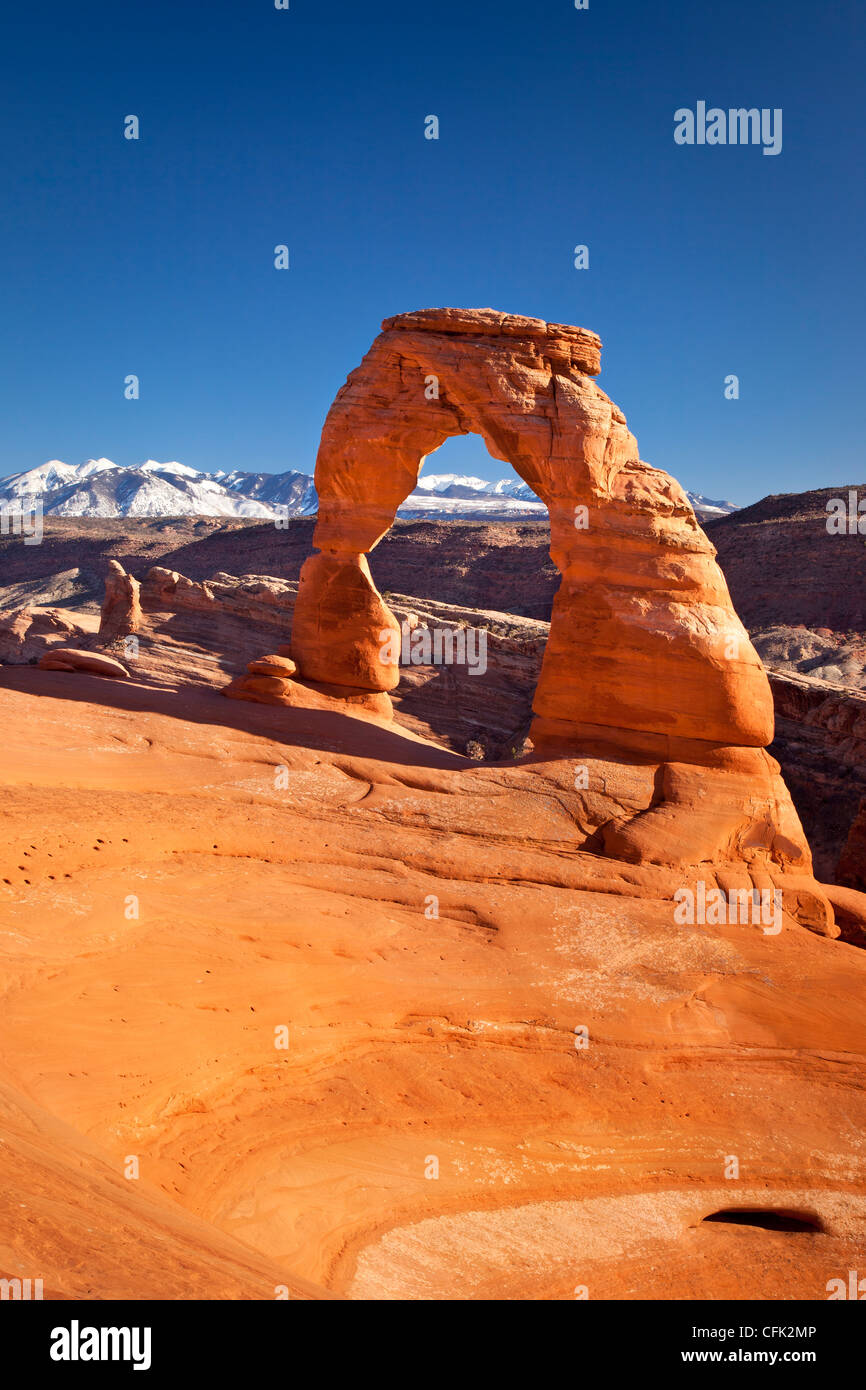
[[701, 1208, 825, 1233]]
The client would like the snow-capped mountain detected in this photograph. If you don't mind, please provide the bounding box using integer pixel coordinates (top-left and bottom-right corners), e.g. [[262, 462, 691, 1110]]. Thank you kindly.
[[217, 468, 318, 513], [0, 460, 736, 523], [414, 472, 536, 499], [399, 472, 546, 518], [0, 458, 117, 498], [0, 459, 316, 521], [400, 472, 736, 520], [684, 492, 739, 519]]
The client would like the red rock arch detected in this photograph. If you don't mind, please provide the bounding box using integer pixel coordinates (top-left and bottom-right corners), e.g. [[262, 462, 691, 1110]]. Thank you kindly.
[[291, 307, 772, 757], [224, 307, 849, 917]]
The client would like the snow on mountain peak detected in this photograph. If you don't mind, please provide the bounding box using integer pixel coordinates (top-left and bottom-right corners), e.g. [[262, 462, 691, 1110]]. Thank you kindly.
[[0, 457, 317, 521], [77, 458, 118, 477], [416, 472, 491, 492], [138, 459, 202, 477]]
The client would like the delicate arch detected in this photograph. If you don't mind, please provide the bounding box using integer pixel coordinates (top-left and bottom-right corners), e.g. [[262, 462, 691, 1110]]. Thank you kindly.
[[291, 307, 773, 757]]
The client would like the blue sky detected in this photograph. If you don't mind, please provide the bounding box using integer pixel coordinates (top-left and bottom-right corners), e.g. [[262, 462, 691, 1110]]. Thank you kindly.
[[1, 0, 863, 504]]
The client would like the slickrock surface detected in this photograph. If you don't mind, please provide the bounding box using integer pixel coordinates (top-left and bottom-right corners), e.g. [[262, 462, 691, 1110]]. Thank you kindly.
[[225, 666, 395, 724], [8, 558, 863, 885], [1, 671, 865, 1299], [135, 557, 866, 883]]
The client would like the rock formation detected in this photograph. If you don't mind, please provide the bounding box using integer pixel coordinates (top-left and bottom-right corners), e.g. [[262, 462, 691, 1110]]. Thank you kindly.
[[288, 308, 766, 738], [143, 566, 297, 627], [98, 560, 141, 643], [37, 647, 130, 678], [232, 308, 823, 909], [0, 607, 85, 664]]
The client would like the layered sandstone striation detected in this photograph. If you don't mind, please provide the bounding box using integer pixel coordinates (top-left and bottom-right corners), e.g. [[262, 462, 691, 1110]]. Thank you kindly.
[[769, 672, 866, 880], [51, 556, 859, 894], [5, 516, 863, 876]]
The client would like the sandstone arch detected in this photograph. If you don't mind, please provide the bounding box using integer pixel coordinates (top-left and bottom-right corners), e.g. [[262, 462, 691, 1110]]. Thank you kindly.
[[229, 307, 835, 914], [291, 307, 771, 755]]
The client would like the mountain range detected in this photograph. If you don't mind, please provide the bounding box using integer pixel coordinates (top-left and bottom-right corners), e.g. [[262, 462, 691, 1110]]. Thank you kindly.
[[0, 459, 737, 522]]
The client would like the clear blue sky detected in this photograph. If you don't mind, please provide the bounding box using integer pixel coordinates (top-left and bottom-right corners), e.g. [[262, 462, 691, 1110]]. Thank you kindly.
[[1, 0, 863, 504]]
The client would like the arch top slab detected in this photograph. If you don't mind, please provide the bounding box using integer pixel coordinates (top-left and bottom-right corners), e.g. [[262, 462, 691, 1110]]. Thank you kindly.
[[381, 306, 602, 375]]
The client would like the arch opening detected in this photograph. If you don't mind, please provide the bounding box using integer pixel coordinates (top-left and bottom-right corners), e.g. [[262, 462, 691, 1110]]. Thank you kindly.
[[365, 431, 550, 761], [404, 433, 547, 525]]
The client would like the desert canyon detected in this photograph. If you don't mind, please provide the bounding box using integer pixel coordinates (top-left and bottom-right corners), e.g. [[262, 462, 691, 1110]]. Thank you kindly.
[[2, 309, 866, 1301]]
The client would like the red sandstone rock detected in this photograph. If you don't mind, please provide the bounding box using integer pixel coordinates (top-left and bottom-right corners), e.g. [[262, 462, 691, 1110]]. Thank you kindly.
[[296, 308, 770, 749], [0, 607, 85, 664], [276, 308, 806, 888], [246, 654, 298, 677], [98, 560, 141, 642], [3, 676, 866, 1300], [38, 647, 130, 678], [224, 671, 392, 721], [278, 552, 400, 692]]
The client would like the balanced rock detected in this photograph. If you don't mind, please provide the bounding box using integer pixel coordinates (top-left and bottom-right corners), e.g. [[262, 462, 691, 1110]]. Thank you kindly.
[[224, 670, 392, 722], [246, 654, 298, 678]]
